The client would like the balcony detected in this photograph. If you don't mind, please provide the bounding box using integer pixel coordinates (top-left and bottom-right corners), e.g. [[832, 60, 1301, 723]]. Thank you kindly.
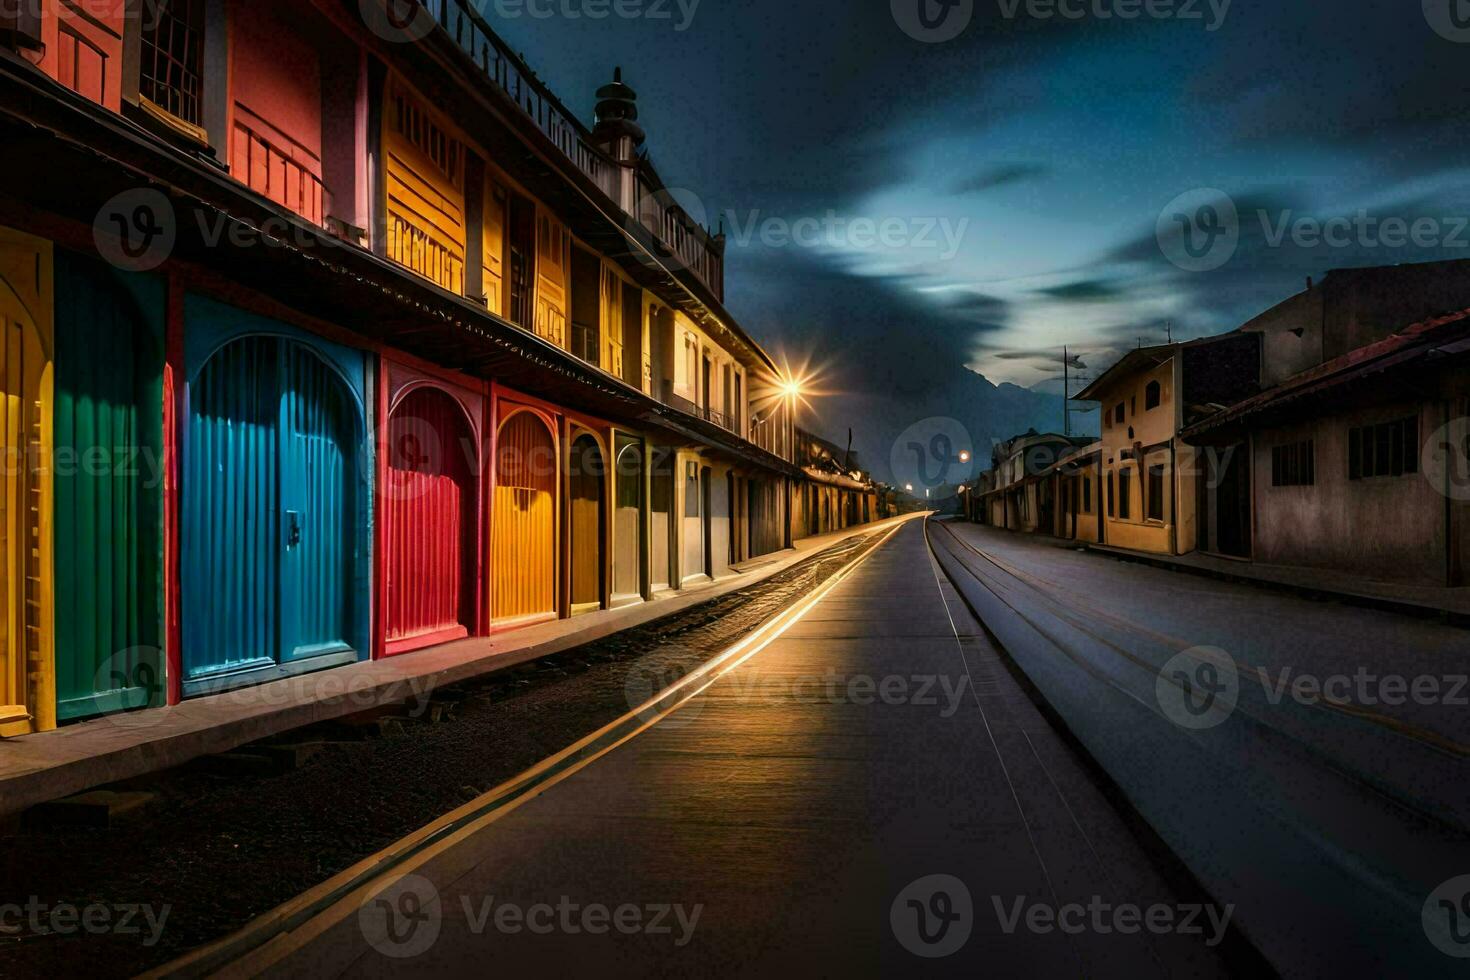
[[408, 0, 725, 302], [664, 382, 734, 433], [233, 111, 325, 226]]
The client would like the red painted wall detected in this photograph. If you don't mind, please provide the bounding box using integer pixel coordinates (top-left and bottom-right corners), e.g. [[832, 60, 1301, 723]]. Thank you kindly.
[[228, 0, 325, 222], [40, 0, 125, 111]]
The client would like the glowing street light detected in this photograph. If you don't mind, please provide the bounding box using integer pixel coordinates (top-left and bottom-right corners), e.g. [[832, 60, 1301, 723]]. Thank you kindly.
[[959, 450, 971, 463], [905, 484, 913, 492]]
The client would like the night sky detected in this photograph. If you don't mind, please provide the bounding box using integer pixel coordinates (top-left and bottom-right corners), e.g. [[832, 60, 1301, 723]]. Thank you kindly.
[[485, 0, 1470, 481]]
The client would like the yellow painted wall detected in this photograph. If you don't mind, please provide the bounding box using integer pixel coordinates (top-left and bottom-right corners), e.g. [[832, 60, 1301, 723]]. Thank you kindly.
[[383, 78, 466, 295], [534, 207, 569, 349], [483, 177, 506, 317], [1096, 356, 1195, 555], [0, 228, 54, 735], [600, 261, 626, 377]]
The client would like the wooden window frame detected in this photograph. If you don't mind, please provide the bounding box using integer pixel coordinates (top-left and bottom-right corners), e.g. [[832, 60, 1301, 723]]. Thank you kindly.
[[1271, 439, 1316, 487], [1348, 417, 1417, 480]]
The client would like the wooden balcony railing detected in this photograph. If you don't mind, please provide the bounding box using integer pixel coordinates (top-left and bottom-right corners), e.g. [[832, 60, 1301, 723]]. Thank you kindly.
[[232, 114, 325, 226], [386, 211, 465, 295]]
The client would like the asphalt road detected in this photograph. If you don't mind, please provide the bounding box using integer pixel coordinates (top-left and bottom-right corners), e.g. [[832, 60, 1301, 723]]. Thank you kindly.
[[928, 520, 1470, 976], [248, 520, 1244, 979]]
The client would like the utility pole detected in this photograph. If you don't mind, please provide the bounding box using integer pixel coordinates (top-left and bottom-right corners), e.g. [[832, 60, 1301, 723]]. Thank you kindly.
[[1062, 346, 1096, 438], [1063, 345, 1070, 437]]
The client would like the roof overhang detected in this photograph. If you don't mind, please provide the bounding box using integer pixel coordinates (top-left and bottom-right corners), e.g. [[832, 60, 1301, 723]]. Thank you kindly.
[[0, 55, 799, 476]]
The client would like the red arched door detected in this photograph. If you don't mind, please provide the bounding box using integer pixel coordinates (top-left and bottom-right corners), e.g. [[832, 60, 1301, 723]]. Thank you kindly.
[[384, 387, 477, 654]]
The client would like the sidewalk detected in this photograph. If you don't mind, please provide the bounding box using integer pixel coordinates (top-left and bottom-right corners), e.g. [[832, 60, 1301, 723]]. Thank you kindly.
[[0, 515, 921, 822], [1083, 541, 1470, 624]]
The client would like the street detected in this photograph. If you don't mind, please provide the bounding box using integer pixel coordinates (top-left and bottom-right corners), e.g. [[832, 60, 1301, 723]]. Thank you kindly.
[[202, 520, 1247, 978], [929, 520, 1470, 975]]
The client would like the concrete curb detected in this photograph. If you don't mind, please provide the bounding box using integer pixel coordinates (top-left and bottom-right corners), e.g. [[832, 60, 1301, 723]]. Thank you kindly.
[[1080, 542, 1470, 629]]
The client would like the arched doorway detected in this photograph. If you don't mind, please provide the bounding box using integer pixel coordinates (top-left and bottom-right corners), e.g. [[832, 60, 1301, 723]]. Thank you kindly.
[[568, 433, 605, 614], [53, 254, 163, 721], [0, 234, 52, 735], [492, 410, 557, 625], [649, 447, 674, 592], [183, 335, 362, 692], [384, 386, 477, 654], [612, 436, 643, 603]]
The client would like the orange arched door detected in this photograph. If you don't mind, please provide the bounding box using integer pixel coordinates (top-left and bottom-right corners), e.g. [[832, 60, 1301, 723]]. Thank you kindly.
[[492, 411, 557, 625], [384, 387, 477, 654], [0, 235, 52, 737]]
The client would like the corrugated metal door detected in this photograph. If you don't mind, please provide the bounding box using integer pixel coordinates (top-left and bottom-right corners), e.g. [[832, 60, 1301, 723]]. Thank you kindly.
[[279, 346, 356, 663], [492, 411, 556, 624], [184, 336, 359, 689], [185, 336, 280, 682], [53, 254, 163, 721], [569, 434, 604, 613], [385, 387, 475, 652], [0, 238, 52, 736]]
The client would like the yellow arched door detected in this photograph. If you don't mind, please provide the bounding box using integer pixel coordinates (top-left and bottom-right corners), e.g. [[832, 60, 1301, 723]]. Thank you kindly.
[[0, 229, 53, 736], [492, 410, 557, 625]]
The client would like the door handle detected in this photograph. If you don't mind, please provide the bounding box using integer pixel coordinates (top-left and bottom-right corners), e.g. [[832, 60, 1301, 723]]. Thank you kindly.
[[286, 510, 302, 549]]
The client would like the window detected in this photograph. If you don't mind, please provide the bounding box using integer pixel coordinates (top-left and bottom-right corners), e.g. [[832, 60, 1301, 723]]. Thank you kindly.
[[140, 0, 205, 126], [1348, 418, 1417, 480], [1114, 403, 1125, 425], [1118, 468, 1132, 519], [1107, 471, 1115, 517], [1082, 475, 1093, 513], [1145, 381, 1162, 411], [1147, 465, 1165, 521], [1271, 440, 1315, 487]]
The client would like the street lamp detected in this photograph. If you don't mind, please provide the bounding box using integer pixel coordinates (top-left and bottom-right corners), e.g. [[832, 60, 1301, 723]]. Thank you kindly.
[[959, 451, 971, 463]]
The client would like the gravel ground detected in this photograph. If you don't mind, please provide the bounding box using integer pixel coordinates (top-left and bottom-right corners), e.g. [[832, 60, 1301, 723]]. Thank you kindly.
[[0, 531, 881, 978]]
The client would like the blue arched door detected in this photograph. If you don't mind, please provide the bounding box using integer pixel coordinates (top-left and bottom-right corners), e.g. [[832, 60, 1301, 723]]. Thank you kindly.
[[183, 334, 361, 693]]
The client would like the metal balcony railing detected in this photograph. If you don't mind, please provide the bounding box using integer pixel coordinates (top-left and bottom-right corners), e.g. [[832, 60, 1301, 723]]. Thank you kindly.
[[663, 383, 735, 433]]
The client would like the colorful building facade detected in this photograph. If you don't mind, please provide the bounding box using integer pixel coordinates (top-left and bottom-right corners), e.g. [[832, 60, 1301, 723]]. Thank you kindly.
[[0, 0, 875, 733]]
